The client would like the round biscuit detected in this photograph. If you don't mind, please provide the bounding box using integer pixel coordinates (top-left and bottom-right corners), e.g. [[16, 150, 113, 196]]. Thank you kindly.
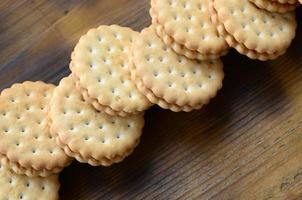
[[210, 3, 286, 61], [0, 81, 71, 177], [213, 0, 297, 55], [150, 7, 228, 60], [130, 61, 203, 112], [151, 0, 228, 57], [49, 76, 145, 166], [70, 25, 151, 116], [131, 26, 224, 111], [0, 161, 59, 200]]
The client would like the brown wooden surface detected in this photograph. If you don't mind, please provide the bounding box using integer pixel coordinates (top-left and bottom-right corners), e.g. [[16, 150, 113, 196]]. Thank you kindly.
[[0, 1, 302, 199]]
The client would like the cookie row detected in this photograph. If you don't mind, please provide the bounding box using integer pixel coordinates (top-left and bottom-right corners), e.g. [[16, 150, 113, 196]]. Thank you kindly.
[[0, 0, 300, 199]]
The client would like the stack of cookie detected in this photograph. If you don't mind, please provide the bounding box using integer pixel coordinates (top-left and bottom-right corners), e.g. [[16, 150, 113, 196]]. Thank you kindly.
[[0, 0, 301, 199], [210, 0, 298, 60], [0, 82, 71, 199]]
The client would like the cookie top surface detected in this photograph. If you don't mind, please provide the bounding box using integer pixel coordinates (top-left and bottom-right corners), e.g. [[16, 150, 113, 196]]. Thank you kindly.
[[0, 163, 59, 200], [49, 76, 144, 163], [71, 25, 151, 114], [152, 0, 228, 54], [213, 0, 296, 53], [0, 81, 71, 172], [132, 27, 224, 107]]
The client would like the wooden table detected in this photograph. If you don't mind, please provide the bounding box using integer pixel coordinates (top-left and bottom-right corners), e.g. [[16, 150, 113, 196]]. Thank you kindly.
[[0, 1, 302, 199]]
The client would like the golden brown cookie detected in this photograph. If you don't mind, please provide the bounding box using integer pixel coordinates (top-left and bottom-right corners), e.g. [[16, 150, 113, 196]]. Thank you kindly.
[[130, 26, 224, 112], [70, 25, 152, 117], [0, 81, 72, 177], [150, 0, 229, 60], [0, 161, 59, 200], [49, 76, 145, 166], [211, 0, 297, 61]]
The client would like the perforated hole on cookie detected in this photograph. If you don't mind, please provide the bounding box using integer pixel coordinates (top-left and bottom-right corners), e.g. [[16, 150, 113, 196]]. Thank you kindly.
[[49, 149, 54, 154], [98, 36, 103, 43], [34, 134, 39, 140], [10, 97, 16, 103], [182, 2, 188, 9], [103, 58, 109, 64], [208, 74, 214, 79], [48, 134, 53, 139], [1, 111, 7, 117], [158, 56, 164, 63], [187, 14, 193, 21], [88, 46, 94, 53], [198, 82, 203, 88], [230, 8, 235, 15], [20, 127, 26, 133], [113, 32, 120, 40], [198, 3, 203, 11], [183, 85, 189, 92], [129, 93, 134, 99], [251, 16, 256, 23], [25, 105, 31, 111], [69, 125, 74, 131], [107, 46, 113, 52], [97, 77, 102, 84], [145, 55, 152, 62], [19, 193, 23, 199], [120, 62, 127, 68], [185, 27, 191, 33], [32, 149, 37, 154], [178, 57, 185, 64], [43, 92, 49, 98], [241, 22, 246, 29], [84, 136, 89, 141], [120, 79, 126, 84], [89, 62, 95, 69], [153, 71, 159, 77], [3, 127, 9, 133], [26, 181, 31, 187], [24, 90, 32, 97], [15, 141, 20, 147], [116, 133, 121, 139], [41, 185, 46, 191]]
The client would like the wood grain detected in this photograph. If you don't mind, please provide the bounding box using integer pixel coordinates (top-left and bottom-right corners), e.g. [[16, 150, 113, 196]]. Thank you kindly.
[[0, 1, 302, 199]]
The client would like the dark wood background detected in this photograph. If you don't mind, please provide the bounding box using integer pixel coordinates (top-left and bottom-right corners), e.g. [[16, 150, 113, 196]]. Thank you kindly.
[[1, 1, 302, 199]]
